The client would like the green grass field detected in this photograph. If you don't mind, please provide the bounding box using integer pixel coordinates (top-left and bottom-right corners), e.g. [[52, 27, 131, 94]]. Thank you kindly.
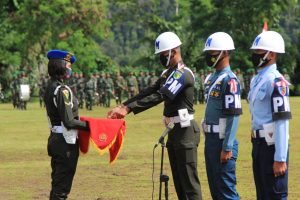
[[0, 98, 299, 200]]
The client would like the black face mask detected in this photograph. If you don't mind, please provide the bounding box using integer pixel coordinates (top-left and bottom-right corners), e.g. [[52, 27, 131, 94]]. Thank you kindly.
[[160, 51, 173, 67], [251, 52, 270, 68], [205, 51, 224, 67], [160, 54, 169, 67]]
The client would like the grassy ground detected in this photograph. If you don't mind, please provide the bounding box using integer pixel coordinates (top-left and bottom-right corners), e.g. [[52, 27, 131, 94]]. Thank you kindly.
[[0, 98, 299, 200]]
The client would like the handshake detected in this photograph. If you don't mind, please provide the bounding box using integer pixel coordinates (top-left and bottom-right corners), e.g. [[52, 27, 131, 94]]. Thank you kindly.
[[107, 104, 130, 119]]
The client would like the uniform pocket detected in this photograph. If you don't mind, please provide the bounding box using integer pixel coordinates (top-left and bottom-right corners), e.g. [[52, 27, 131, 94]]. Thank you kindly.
[[257, 91, 266, 100], [273, 175, 288, 194]]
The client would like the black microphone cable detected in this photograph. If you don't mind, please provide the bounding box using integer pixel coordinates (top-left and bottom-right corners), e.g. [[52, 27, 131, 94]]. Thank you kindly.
[[152, 144, 157, 200]]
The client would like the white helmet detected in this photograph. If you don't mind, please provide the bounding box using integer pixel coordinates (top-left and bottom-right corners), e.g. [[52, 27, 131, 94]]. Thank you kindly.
[[203, 32, 235, 51], [154, 32, 182, 54], [250, 31, 285, 53]]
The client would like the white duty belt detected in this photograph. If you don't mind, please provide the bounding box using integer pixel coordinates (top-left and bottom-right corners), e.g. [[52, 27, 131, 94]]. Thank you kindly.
[[251, 130, 265, 138], [51, 126, 63, 134], [168, 114, 194, 124], [203, 124, 220, 133]]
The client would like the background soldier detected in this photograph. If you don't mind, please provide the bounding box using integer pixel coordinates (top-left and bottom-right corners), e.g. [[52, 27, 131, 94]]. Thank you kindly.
[[199, 69, 205, 104], [137, 71, 145, 92], [38, 75, 48, 108], [97, 72, 106, 106], [144, 70, 151, 87], [236, 68, 245, 99], [85, 73, 95, 110], [126, 71, 138, 99], [149, 71, 158, 85], [193, 68, 201, 104], [104, 73, 115, 107], [77, 71, 85, 109], [10, 73, 19, 108], [114, 71, 127, 105]]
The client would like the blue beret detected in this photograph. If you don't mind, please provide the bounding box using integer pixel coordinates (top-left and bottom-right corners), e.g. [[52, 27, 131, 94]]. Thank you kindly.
[[47, 50, 76, 64]]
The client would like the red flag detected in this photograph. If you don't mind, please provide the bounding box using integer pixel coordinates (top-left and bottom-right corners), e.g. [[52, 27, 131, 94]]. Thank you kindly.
[[78, 117, 126, 164], [262, 21, 268, 32]]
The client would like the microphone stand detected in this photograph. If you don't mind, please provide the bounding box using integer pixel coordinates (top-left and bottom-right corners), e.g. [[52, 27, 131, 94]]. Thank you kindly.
[[158, 137, 169, 200], [155, 122, 174, 200]]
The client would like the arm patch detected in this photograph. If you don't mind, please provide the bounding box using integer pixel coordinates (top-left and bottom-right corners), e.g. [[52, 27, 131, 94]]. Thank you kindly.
[[222, 78, 242, 115], [271, 77, 291, 120], [160, 69, 186, 100]]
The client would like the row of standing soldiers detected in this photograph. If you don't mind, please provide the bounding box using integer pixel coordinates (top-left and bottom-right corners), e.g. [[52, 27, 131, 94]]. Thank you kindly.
[[8, 67, 290, 109], [38, 68, 262, 109]]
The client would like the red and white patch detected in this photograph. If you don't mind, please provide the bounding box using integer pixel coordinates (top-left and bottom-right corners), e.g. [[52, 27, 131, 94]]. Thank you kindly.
[[228, 79, 237, 94], [276, 79, 288, 96]]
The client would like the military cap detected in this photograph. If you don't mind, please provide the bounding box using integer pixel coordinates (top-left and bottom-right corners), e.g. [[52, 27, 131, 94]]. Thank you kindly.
[[47, 50, 76, 64]]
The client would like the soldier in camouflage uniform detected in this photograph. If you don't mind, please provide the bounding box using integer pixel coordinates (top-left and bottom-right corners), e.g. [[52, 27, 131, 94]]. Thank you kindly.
[[236, 68, 245, 99], [92, 71, 99, 105], [38, 75, 48, 108], [126, 71, 138, 99], [199, 69, 205, 104], [10, 73, 19, 108], [149, 71, 158, 85], [144, 70, 151, 87], [137, 71, 145, 92], [193, 68, 201, 104], [104, 73, 115, 107], [84, 73, 95, 110], [114, 71, 127, 105], [68, 72, 78, 95], [97, 72, 106, 106], [77, 71, 85, 109]]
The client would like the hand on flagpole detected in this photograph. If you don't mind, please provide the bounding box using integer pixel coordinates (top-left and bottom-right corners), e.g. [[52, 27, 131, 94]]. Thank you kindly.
[[107, 104, 129, 119]]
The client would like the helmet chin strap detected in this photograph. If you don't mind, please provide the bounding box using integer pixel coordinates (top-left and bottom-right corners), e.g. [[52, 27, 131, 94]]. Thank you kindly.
[[257, 51, 270, 67], [212, 50, 223, 68], [166, 49, 172, 67]]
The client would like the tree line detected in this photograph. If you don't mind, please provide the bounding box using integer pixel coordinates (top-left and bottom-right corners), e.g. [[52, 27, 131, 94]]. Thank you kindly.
[[1, 0, 300, 94]]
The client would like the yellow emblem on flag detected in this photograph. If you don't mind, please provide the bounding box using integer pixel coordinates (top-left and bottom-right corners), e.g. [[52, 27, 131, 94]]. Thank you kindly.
[[99, 133, 107, 142]]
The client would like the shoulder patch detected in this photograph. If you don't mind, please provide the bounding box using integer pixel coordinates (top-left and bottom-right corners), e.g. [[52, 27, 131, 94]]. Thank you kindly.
[[273, 77, 289, 96], [228, 78, 238, 94], [173, 71, 183, 79], [62, 89, 69, 100]]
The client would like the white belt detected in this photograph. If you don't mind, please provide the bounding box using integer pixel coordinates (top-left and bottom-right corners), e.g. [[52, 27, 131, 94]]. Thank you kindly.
[[204, 124, 220, 133], [252, 130, 265, 138], [51, 126, 63, 134], [169, 114, 194, 124]]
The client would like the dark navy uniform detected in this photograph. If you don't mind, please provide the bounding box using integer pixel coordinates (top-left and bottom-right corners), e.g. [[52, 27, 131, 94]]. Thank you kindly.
[[203, 66, 242, 200], [123, 62, 202, 200]]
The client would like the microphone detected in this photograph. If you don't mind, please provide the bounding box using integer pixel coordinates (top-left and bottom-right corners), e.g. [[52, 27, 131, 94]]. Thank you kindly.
[[154, 122, 175, 148]]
